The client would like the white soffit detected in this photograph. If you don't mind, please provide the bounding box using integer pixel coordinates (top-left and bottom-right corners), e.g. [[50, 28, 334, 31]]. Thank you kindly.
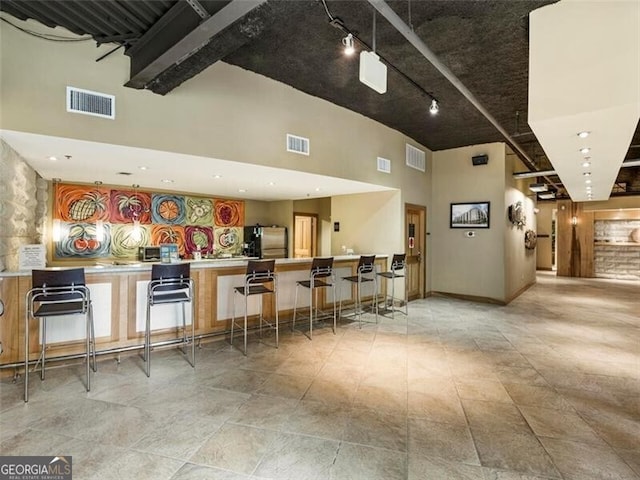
[[0, 130, 393, 201], [528, 0, 640, 202]]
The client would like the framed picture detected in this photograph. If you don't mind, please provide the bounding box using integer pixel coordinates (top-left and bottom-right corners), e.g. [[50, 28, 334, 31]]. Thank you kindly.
[[450, 202, 490, 228]]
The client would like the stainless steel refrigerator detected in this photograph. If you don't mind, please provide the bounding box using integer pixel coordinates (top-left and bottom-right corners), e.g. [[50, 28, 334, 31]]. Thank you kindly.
[[243, 226, 288, 259]]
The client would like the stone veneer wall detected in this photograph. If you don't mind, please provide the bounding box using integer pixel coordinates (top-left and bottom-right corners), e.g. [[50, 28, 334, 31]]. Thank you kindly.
[[0, 139, 48, 271], [593, 219, 640, 280]]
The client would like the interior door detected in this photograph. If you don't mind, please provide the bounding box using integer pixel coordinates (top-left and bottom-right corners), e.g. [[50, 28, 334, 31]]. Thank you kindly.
[[405, 204, 426, 300], [294, 214, 316, 258]]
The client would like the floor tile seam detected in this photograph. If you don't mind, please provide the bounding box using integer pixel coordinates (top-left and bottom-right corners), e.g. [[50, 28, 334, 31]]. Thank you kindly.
[[464, 424, 568, 477], [454, 394, 488, 469], [337, 438, 411, 458], [340, 432, 408, 454], [515, 395, 625, 446], [182, 456, 258, 478], [497, 399, 572, 480], [500, 381, 581, 417], [277, 424, 348, 444], [1, 426, 80, 448], [536, 436, 640, 480], [127, 441, 199, 465], [249, 429, 343, 477]]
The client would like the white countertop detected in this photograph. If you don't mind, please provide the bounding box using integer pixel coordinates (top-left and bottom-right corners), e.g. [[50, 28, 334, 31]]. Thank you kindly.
[[0, 254, 386, 277]]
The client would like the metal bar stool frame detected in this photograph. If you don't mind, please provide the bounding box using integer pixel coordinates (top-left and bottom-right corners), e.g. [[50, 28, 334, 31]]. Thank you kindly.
[[231, 259, 279, 355], [25, 268, 96, 402], [292, 257, 336, 339], [377, 253, 408, 319], [339, 255, 378, 328], [145, 263, 195, 378]]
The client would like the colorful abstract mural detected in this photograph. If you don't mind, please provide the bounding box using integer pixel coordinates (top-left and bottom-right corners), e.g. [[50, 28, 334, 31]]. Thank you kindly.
[[214, 200, 243, 227], [53, 182, 245, 260], [151, 194, 185, 225], [109, 190, 152, 224], [215, 227, 242, 254], [151, 225, 186, 256], [55, 184, 110, 223]]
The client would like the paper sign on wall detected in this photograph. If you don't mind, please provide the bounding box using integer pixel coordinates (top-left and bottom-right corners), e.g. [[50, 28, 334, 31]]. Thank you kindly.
[[19, 244, 46, 270]]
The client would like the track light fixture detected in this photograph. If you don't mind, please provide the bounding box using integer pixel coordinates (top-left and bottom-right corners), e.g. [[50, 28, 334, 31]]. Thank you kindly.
[[429, 99, 439, 115], [342, 33, 355, 55], [321, 1, 440, 115]]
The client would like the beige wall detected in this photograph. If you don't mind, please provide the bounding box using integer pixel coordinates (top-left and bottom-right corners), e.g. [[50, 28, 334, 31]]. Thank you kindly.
[[293, 197, 332, 256], [431, 143, 507, 302], [331, 191, 403, 258], [0, 18, 431, 266], [0, 19, 430, 190], [1, 19, 547, 304], [504, 151, 537, 300]]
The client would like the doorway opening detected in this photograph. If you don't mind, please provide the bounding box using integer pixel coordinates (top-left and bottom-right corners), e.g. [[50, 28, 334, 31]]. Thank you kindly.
[[405, 203, 426, 300], [293, 213, 318, 258]]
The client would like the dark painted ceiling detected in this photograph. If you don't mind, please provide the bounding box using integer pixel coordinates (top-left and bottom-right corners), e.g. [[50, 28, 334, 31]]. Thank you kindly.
[[2, 0, 639, 196]]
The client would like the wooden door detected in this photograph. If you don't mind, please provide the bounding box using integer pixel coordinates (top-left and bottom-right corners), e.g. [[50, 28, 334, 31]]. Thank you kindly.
[[405, 204, 426, 300], [294, 214, 317, 258]]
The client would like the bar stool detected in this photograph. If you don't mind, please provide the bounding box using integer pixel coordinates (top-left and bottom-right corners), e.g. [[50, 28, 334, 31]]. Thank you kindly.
[[292, 257, 336, 339], [25, 268, 96, 402], [145, 263, 195, 377], [377, 253, 408, 319], [231, 259, 278, 355], [339, 255, 378, 327]]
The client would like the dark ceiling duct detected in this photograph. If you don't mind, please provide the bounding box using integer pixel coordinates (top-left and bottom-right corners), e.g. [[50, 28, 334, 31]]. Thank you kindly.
[[366, 0, 561, 188], [125, 0, 278, 95]]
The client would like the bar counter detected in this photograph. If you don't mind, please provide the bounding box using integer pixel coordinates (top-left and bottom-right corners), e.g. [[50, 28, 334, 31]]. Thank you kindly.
[[0, 255, 387, 371]]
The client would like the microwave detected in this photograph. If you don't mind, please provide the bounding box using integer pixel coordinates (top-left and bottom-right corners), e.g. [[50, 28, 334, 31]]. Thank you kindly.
[[138, 246, 161, 262]]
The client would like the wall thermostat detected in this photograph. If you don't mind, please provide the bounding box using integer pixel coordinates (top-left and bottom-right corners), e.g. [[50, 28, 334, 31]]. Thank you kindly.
[[465, 231, 476, 238]]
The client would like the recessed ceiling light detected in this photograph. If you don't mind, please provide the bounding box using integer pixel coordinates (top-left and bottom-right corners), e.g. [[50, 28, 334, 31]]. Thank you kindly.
[[577, 131, 590, 138], [213, 175, 221, 179], [161, 179, 174, 183], [580, 147, 590, 154], [267, 182, 275, 186], [582, 161, 591, 168], [238, 189, 246, 193], [48, 156, 57, 161], [138, 166, 148, 170], [315, 187, 321, 192], [585, 179, 592, 184], [583, 172, 591, 176]]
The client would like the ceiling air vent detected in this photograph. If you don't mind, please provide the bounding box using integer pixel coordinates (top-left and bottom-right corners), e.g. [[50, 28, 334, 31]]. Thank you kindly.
[[406, 144, 426, 172], [66, 86, 115, 119], [377, 157, 391, 173], [286, 134, 310, 156]]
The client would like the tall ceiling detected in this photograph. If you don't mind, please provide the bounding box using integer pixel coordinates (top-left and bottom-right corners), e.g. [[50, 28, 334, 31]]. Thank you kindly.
[[1, 0, 639, 198]]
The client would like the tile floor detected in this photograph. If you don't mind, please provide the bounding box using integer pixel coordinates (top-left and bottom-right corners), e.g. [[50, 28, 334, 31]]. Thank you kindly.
[[1, 272, 638, 479]]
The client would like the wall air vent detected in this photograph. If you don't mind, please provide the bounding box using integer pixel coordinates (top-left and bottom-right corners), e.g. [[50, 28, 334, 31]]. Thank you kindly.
[[286, 134, 310, 156], [405, 144, 426, 172], [377, 157, 391, 173], [66, 86, 115, 119]]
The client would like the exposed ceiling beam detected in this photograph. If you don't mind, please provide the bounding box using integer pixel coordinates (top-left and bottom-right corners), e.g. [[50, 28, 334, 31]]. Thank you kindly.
[[125, 0, 268, 91], [367, 0, 560, 189]]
